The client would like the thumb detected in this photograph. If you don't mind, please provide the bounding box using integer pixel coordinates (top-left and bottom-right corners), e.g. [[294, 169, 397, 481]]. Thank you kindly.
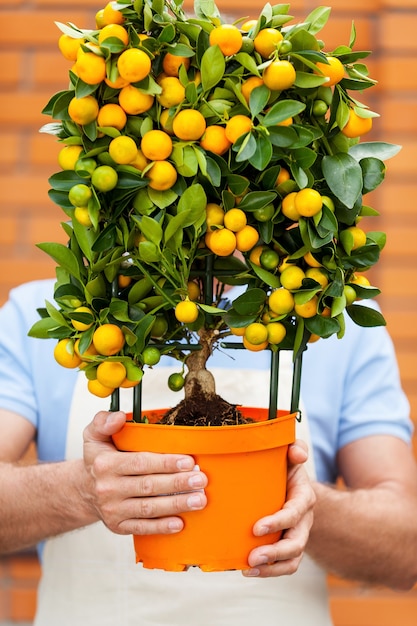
[[287, 439, 309, 466], [83, 410, 127, 445]]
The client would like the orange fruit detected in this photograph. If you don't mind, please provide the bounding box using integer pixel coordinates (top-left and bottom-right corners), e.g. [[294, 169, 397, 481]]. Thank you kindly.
[[235, 225, 259, 252], [268, 288, 294, 315], [96, 360, 127, 387], [254, 28, 283, 59], [244, 322, 268, 345], [118, 84, 154, 115], [71, 306, 94, 331], [87, 378, 114, 398], [58, 145, 83, 170], [294, 188, 322, 217], [280, 266, 305, 290], [206, 228, 236, 256], [225, 115, 252, 144], [68, 95, 99, 125], [93, 324, 125, 356], [243, 336, 268, 352], [206, 203, 225, 228], [281, 192, 300, 221], [54, 338, 82, 369], [172, 109, 206, 141], [209, 24, 243, 56], [294, 296, 318, 318], [241, 76, 264, 103], [200, 125, 232, 155], [97, 103, 127, 130], [75, 52, 106, 85], [141, 129, 173, 161], [58, 34, 85, 61], [156, 76, 185, 108], [102, 2, 125, 25], [146, 160, 178, 191], [162, 52, 191, 77], [223, 208, 247, 232], [341, 108, 373, 138], [315, 56, 344, 87], [108, 135, 138, 164], [174, 299, 199, 323], [117, 48, 151, 83], [263, 59, 296, 91], [266, 322, 286, 344]]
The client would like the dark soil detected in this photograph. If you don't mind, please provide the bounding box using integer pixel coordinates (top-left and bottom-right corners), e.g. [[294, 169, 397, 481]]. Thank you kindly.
[[159, 392, 253, 427]]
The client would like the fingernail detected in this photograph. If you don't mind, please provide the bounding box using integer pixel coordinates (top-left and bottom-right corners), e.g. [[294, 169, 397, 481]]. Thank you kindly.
[[177, 458, 194, 470], [243, 568, 260, 577], [252, 554, 268, 566], [187, 494, 204, 509], [188, 474, 204, 488], [168, 520, 183, 533], [257, 525, 270, 536]]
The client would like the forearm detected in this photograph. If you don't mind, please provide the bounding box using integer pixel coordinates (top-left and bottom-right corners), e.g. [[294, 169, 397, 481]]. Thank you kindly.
[[0, 459, 98, 554], [307, 481, 417, 590]]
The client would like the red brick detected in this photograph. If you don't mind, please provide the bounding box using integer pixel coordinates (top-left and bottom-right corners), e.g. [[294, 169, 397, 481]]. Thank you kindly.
[[0, 52, 22, 86], [0, 217, 18, 246], [28, 217, 69, 247], [0, 92, 59, 127], [0, 11, 90, 46], [0, 174, 52, 207], [33, 51, 73, 87], [330, 593, 417, 626], [380, 13, 417, 51], [379, 96, 417, 133], [0, 133, 20, 168], [379, 56, 417, 91], [11, 587, 38, 621], [10, 556, 41, 581], [29, 133, 61, 167]]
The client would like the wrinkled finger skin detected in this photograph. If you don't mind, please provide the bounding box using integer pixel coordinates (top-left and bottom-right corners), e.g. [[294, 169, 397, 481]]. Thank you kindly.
[[243, 440, 316, 578], [83, 411, 208, 536]]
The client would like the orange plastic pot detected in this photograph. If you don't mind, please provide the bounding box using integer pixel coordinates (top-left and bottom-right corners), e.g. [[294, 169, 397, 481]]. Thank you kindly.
[[112, 407, 296, 572]]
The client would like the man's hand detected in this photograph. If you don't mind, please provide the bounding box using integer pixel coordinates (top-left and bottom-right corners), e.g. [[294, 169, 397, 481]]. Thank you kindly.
[[243, 440, 315, 578], [83, 410, 208, 536]]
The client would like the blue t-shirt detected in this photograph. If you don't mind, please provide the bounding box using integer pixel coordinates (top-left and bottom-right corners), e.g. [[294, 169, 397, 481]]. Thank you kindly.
[[0, 279, 412, 483]]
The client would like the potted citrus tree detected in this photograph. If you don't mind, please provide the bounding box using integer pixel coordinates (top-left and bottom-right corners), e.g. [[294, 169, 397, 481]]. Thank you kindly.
[[29, 0, 398, 570]]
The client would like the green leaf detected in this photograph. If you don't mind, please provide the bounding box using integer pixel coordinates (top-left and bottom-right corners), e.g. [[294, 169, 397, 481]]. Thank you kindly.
[[249, 85, 270, 117], [28, 317, 62, 339], [232, 288, 266, 315], [201, 45, 225, 92], [322, 153, 363, 209], [263, 100, 306, 126], [360, 157, 386, 194], [199, 303, 225, 315], [37, 243, 81, 280], [304, 314, 341, 337], [349, 141, 401, 162], [138, 240, 161, 263], [177, 184, 206, 228], [234, 52, 261, 77], [238, 191, 277, 212], [346, 304, 386, 327], [139, 215, 163, 246], [249, 134, 273, 170], [247, 260, 281, 289]]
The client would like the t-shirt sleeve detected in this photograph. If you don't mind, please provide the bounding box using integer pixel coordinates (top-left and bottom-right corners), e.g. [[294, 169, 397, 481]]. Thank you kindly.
[[0, 282, 52, 427], [337, 317, 412, 451]]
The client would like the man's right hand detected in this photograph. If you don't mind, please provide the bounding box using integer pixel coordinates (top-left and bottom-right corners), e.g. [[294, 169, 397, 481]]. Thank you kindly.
[[82, 410, 208, 536]]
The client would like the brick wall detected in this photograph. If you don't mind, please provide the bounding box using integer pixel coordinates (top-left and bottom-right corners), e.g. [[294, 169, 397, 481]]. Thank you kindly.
[[1, 0, 417, 623]]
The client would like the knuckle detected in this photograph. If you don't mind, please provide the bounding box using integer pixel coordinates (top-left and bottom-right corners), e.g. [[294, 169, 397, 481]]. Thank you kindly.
[[138, 498, 156, 518], [139, 475, 155, 497]]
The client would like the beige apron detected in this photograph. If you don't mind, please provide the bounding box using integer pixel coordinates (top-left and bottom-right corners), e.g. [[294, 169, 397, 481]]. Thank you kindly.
[[35, 356, 333, 625]]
